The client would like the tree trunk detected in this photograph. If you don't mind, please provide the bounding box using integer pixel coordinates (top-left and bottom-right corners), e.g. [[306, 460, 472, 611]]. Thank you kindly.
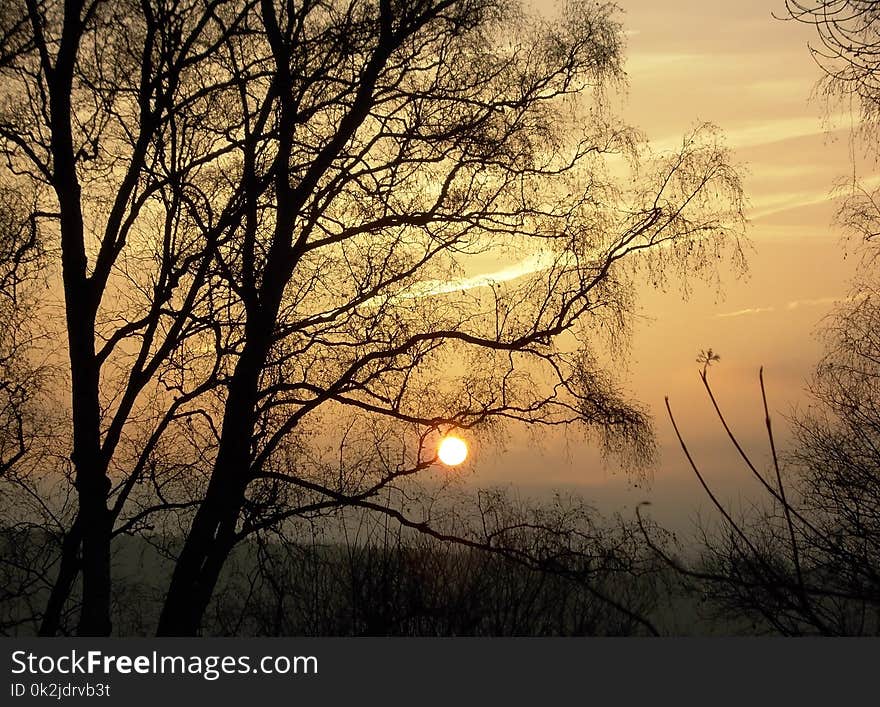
[[39, 515, 82, 636], [157, 336, 268, 636], [156, 498, 240, 636], [46, 0, 113, 634], [65, 288, 111, 636], [155, 477, 242, 635], [75, 466, 112, 636], [57, 181, 111, 637]]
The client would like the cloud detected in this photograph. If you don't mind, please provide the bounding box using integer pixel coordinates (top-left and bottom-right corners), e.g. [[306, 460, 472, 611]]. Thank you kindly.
[[649, 113, 852, 156], [715, 295, 844, 319], [743, 78, 813, 97], [748, 190, 836, 221], [786, 296, 842, 310], [379, 249, 567, 303], [715, 306, 776, 319], [749, 173, 880, 220]]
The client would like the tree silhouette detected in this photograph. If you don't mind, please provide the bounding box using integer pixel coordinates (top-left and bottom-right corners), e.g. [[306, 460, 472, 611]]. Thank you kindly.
[[0, 182, 63, 635], [643, 0, 880, 635], [150, 0, 744, 635], [207, 491, 668, 636], [645, 340, 880, 634], [783, 1, 880, 259], [0, 184, 43, 477], [1, 0, 258, 635], [784, 1, 880, 124], [1, 0, 745, 636]]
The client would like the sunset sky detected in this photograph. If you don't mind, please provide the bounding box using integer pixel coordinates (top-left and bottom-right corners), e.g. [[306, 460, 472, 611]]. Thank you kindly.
[[475, 0, 867, 533]]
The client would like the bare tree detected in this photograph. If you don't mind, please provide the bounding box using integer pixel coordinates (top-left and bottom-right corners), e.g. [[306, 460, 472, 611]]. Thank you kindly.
[[782, 1, 880, 258], [2, 0, 745, 636], [0, 0, 261, 635], [784, 1, 880, 119], [645, 0, 880, 636], [142, 0, 745, 635], [0, 184, 42, 475], [0, 180, 82, 637], [208, 492, 668, 636], [643, 336, 880, 635], [785, 283, 880, 627]]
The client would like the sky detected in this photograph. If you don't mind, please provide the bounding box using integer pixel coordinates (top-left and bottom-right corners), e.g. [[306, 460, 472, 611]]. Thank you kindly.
[[469, 0, 867, 534]]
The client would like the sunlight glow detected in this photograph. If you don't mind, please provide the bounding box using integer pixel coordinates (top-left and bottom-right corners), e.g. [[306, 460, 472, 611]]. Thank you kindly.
[[437, 436, 468, 466]]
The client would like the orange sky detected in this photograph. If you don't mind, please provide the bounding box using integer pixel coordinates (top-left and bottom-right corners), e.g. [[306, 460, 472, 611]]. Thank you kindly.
[[471, 0, 866, 533]]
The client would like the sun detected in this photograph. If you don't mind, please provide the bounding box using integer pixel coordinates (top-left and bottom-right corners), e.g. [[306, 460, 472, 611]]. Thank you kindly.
[[437, 435, 468, 466]]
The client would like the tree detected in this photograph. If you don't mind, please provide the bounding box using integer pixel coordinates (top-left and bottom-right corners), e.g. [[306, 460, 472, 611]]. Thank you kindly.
[[1, 0, 745, 636], [207, 491, 668, 636], [148, 0, 744, 635], [784, 1, 880, 119], [645, 334, 880, 634], [1, 0, 256, 635], [643, 0, 880, 637], [0, 181, 64, 635], [783, 1, 880, 257], [0, 184, 42, 477]]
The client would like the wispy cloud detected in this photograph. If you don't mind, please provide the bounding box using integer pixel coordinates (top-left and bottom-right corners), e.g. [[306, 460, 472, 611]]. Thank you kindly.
[[716, 295, 843, 319], [786, 296, 842, 310], [649, 113, 852, 156], [383, 250, 564, 302], [749, 174, 880, 221], [715, 306, 776, 319], [748, 189, 835, 221]]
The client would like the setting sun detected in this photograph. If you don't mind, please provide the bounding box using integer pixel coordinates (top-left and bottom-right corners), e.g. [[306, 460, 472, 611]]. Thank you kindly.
[[437, 436, 468, 466]]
